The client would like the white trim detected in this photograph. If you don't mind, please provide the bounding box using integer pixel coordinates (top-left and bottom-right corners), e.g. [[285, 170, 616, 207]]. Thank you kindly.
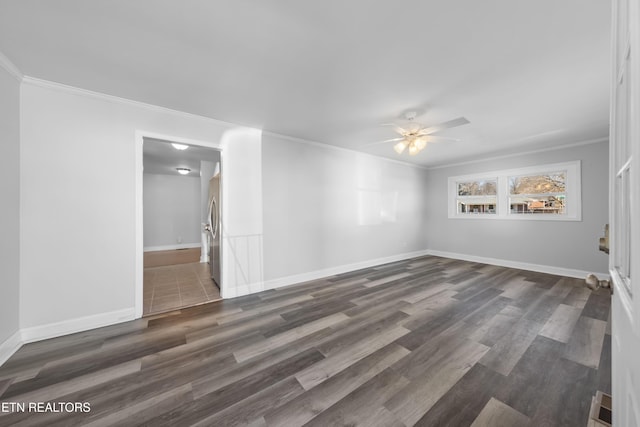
[[445, 214, 583, 222], [143, 243, 201, 252], [138, 131, 224, 149], [0, 247, 606, 366], [135, 133, 145, 319], [21, 77, 241, 129], [18, 76, 608, 173], [448, 160, 581, 221], [262, 130, 430, 171], [223, 246, 604, 299], [427, 249, 609, 280], [0, 330, 23, 367], [427, 137, 608, 170], [20, 308, 135, 345], [0, 308, 136, 367], [221, 282, 266, 299], [0, 51, 23, 82], [256, 249, 432, 296], [16, 76, 610, 174]]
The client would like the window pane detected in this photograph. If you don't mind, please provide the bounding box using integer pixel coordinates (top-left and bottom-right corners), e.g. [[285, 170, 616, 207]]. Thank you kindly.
[[457, 180, 497, 196], [509, 172, 566, 195], [458, 197, 497, 214], [509, 195, 565, 214]]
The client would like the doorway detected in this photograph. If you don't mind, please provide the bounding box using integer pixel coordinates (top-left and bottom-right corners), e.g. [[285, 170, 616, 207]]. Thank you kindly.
[[141, 136, 222, 315]]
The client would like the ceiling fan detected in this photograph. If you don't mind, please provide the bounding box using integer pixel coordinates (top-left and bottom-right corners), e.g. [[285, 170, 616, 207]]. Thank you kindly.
[[372, 111, 470, 156]]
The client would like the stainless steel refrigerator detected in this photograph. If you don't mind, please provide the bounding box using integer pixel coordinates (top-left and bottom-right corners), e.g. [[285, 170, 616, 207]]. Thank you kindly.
[[206, 172, 221, 288]]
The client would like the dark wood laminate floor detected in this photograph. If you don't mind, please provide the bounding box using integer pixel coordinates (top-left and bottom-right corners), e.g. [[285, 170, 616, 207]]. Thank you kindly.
[[0, 256, 611, 426]]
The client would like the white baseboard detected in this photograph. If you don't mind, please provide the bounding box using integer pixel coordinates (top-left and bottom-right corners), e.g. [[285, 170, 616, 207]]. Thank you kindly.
[[1, 248, 602, 367], [259, 249, 432, 294], [20, 308, 136, 344], [0, 308, 136, 367], [222, 249, 431, 299], [221, 283, 265, 299], [224, 248, 607, 299], [0, 330, 23, 367], [426, 249, 610, 280], [144, 243, 201, 252]]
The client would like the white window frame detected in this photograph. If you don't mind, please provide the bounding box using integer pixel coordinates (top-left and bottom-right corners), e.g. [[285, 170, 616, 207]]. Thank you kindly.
[[448, 161, 582, 221], [453, 177, 499, 216]]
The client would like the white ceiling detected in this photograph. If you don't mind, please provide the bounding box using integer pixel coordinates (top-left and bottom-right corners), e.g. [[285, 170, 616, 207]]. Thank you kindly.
[[0, 1, 611, 167]]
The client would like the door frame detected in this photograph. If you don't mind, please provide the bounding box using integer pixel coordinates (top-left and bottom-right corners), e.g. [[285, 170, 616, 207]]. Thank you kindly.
[[134, 130, 224, 319]]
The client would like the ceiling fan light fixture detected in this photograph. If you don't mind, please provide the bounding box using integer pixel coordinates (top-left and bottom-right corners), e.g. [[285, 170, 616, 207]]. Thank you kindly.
[[374, 113, 469, 156], [415, 138, 428, 151], [393, 141, 408, 154]]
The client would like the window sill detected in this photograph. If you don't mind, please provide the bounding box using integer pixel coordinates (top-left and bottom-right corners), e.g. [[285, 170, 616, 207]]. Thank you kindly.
[[448, 214, 582, 221]]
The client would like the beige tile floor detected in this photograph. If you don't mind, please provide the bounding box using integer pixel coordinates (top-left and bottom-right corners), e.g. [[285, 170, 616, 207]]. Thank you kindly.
[[143, 262, 221, 315]]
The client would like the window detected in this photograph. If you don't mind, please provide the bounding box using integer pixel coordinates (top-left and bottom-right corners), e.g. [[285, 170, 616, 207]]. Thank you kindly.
[[508, 172, 566, 215], [456, 179, 497, 215], [448, 161, 581, 221]]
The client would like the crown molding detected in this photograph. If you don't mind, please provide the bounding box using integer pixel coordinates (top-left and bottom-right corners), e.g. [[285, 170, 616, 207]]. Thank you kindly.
[[426, 137, 609, 170], [261, 130, 430, 171], [0, 51, 23, 82], [20, 76, 250, 130], [17, 75, 606, 173]]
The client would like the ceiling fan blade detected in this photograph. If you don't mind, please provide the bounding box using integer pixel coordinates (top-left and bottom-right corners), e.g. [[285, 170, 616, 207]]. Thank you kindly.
[[365, 137, 405, 146], [420, 117, 470, 134], [380, 123, 409, 136], [423, 135, 460, 143]]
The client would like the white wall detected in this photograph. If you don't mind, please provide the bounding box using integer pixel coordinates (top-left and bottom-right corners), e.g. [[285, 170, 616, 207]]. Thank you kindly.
[[261, 134, 430, 283], [19, 79, 263, 330], [425, 141, 609, 275], [0, 60, 21, 351], [220, 128, 264, 297], [143, 173, 201, 249]]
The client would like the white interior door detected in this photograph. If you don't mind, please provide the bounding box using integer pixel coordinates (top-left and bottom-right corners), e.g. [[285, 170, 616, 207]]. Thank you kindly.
[[610, 0, 640, 425]]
